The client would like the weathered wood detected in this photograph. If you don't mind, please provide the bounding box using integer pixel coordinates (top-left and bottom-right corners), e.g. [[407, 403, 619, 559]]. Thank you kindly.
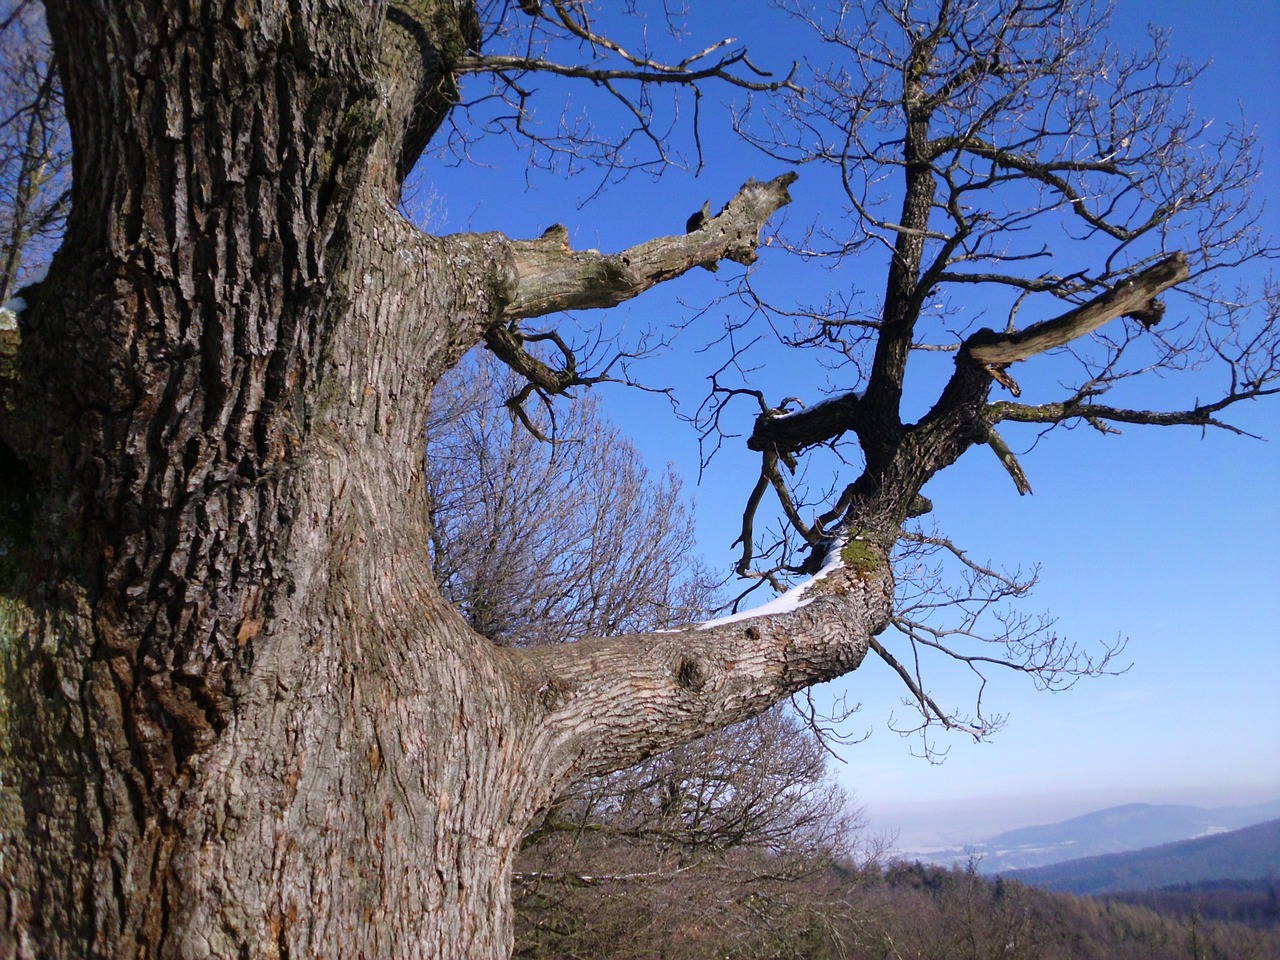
[[966, 254, 1189, 365], [503, 173, 797, 320], [0, 6, 828, 959]]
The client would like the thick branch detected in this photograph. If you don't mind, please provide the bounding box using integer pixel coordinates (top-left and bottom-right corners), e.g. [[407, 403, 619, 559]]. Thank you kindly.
[[966, 254, 1189, 366], [501, 173, 797, 321], [746, 390, 863, 455], [380, 2, 481, 189], [514, 542, 893, 780]]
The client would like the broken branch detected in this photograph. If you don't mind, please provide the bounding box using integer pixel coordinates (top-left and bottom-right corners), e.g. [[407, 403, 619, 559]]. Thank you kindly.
[[501, 173, 798, 321], [966, 254, 1189, 366]]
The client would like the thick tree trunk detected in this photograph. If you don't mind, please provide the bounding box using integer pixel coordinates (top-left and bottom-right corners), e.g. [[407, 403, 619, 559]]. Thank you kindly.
[[0, 3, 888, 957]]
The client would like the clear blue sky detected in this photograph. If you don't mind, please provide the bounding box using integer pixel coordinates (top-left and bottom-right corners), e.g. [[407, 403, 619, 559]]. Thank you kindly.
[[423, 0, 1280, 851]]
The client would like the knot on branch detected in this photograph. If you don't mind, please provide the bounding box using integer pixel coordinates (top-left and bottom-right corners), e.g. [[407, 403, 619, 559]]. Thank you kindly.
[[674, 656, 706, 692], [666, 644, 724, 697], [1124, 297, 1166, 328], [538, 676, 576, 712]]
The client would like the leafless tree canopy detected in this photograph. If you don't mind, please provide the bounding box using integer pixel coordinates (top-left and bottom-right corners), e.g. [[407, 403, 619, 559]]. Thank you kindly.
[[676, 0, 1278, 743], [425, 352, 718, 645], [514, 705, 862, 959]]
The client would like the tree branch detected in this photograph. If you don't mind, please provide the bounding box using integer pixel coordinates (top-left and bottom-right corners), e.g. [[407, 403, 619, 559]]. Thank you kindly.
[[457, 52, 798, 93], [513, 539, 894, 781], [983, 424, 1032, 496], [746, 390, 864, 456], [867, 636, 984, 740], [500, 173, 798, 321], [457, 0, 800, 94], [965, 254, 1190, 366], [987, 392, 1279, 435]]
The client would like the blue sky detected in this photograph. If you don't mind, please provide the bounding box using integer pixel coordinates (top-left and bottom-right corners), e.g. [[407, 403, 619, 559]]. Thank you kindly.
[[423, 0, 1280, 850]]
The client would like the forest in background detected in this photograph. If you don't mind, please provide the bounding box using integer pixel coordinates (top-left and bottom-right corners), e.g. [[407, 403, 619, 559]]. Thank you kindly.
[[511, 859, 1280, 960]]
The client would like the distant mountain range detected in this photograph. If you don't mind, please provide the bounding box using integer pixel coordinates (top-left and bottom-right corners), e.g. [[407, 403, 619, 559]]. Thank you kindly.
[[1000, 818, 1280, 895], [920, 798, 1280, 874]]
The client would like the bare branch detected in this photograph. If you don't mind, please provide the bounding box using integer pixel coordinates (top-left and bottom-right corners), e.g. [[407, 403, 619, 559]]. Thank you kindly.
[[868, 637, 984, 740], [988, 394, 1277, 436], [457, 51, 798, 94], [501, 173, 798, 321], [966, 254, 1189, 366], [983, 424, 1032, 496], [443, 0, 801, 179]]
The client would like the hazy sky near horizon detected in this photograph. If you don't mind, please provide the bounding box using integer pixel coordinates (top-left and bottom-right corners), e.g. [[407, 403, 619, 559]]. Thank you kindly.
[[423, 0, 1280, 850]]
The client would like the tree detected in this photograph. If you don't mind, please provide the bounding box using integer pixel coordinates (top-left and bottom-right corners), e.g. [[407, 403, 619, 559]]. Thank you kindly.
[[424, 354, 718, 647], [513, 705, 859, 960], [708, 0, 1278, 741], [0, 2, 1274, 959]]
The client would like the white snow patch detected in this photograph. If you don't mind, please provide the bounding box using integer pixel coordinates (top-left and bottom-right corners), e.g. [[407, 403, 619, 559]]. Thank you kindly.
[[696, 538, 849, 630], [771, 389, 863, 420], [2, 261, 49, 322], [2, 260, 48, 326]]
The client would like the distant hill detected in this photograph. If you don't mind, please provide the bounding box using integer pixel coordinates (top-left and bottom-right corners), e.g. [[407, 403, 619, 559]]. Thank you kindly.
[[942, 798, 1280, 874], [1000, 818, 1280, 895]]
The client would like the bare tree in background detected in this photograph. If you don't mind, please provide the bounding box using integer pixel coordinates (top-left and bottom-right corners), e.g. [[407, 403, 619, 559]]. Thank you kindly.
[[514, 705, 863, 960], [0, 1, 1276, 956], [0, 0, 67, 307], [425, 354, 717, 646]]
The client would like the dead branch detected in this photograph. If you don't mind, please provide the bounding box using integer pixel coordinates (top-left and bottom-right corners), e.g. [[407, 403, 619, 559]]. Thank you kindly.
[[965, 254, 1190, 366], [500, 173, 798, 321]]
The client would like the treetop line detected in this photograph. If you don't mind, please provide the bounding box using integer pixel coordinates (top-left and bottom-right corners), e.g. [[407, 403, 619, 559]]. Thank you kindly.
[[0, 1, 1275, 957]]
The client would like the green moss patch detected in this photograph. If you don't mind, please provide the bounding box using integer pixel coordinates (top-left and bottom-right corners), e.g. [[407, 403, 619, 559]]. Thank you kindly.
[[839, 538, 880, 577]]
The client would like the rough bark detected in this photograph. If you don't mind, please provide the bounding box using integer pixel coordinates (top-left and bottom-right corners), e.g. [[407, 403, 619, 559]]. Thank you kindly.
[[0, 3, 870, 958]]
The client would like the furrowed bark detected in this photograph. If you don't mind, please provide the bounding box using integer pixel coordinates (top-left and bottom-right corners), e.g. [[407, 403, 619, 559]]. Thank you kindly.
[[0, 1, 1236, 955]]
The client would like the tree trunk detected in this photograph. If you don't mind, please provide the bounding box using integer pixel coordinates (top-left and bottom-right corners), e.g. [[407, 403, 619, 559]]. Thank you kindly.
[[0, 3, 892, 957]]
